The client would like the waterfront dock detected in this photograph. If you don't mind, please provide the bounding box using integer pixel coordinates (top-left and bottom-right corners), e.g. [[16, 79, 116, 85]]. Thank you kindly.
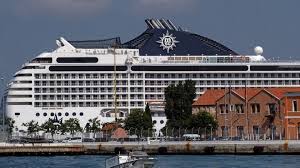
[[0, 140, 300, 156]]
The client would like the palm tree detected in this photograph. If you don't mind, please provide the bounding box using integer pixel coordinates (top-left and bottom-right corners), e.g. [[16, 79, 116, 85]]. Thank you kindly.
[[22, 120, 40, 137], [5, 117, 15, 135], [87, 117, 101, 138], [41, 119, 57, 139], [61, 118, 82, 136]]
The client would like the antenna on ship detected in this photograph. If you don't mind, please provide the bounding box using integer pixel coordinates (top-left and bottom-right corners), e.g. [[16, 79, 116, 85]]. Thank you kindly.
[[110, 42, 119, 123]]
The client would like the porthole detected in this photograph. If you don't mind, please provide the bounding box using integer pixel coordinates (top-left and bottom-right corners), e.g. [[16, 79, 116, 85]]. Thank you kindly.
[[43, 113, 47, 116], [160, 120, 164, 124], [72, 112, 76, 116], [58, 112, 62, 116], [153, 120, 157, 124], [50, 113, 54, 116], [36, 113, 40, 117], [65, 112, 69, 116], [79, 112, 83, 116]]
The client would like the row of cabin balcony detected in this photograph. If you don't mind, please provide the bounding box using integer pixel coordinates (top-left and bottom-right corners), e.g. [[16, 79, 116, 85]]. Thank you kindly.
[[34, 73, 143, 80], [34, 101, 144, 108], [34, 94, 143, 100], [34, 95, 162, 101], [34, 88, 143, 94], [33, 72, 300, 80], [32, 79, 300, 87], [34, 80, 143, 86], [145, 73, 300, 79]]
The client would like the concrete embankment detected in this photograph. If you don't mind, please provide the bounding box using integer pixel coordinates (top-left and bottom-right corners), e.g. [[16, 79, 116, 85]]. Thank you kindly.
[[0, 141, 299, 156]]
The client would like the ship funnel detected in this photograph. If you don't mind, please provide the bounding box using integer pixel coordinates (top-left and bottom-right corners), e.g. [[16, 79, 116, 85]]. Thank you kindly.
[[160, 19, 173, 30], [145, 19, 155, 29], [166, 20, 178, 31]]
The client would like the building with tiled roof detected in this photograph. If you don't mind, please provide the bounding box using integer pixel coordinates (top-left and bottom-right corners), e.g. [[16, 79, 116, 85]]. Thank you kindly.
[[192, 88, 300, 140]]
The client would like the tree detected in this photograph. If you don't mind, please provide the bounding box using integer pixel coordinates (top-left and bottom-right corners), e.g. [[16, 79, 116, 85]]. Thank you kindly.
[[191, 112, 218, 130], [143, 103, 153, 130], [60, 118, 82, 136], [164, 80, 196, 121], [41, 119, 57, 139], [5, 117, 15, 135], [124, 108, 153, 137], [22, 120, 41, 137], [86, 117, 101, 137], [124, 109, 144, 134]]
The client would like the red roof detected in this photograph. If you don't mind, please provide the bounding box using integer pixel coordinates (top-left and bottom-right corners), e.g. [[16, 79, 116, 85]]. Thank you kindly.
[[111, 128, 128, 139], [192, 89, 225, 106], [193, 87, 300, 106]]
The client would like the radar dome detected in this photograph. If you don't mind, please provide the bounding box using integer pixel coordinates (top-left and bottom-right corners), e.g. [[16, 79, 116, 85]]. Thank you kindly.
[[254, 46, 263, 55]]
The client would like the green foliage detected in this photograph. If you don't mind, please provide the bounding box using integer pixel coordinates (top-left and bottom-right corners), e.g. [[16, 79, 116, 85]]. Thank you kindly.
[[22, 120, 41, 136], [41, 119, 57, 137], [163, 111, 218, 136], [5, 117, 15, 134], [124, 109, 144, 132], [191, 112, 218, 130], [60, 118, 82, 136], [124, 108, 153, 137], [86, 117, 101, 134], [164, 80, 196, 120], [143, 103, 153, 129]]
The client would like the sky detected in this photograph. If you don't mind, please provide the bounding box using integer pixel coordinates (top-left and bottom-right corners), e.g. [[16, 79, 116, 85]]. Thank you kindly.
[[1, 0, 300, 82]]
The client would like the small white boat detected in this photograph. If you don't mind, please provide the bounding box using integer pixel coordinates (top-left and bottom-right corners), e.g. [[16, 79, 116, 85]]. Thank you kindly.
[[105, 151, 156, 168]]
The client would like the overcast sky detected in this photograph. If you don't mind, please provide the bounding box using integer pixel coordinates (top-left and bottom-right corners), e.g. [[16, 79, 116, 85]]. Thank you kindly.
[[1, 0, 300, 81]]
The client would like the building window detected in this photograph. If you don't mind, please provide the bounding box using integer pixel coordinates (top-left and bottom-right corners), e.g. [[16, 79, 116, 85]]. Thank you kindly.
[[293, 100, 298, 112], [221, 126, 228, 138], [251, 104, 260, 113], [237, 126, 244, 138], [253, 126, 260, 140], [219, 104, 229, 114], [268, 103, 276, 115], [235, 104, 244, 114]]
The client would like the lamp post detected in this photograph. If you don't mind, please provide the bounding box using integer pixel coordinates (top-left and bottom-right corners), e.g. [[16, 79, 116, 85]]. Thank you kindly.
[[191, 127, 194, 134], [204, 127, 207, 140], [171, 128, 174, 140], [208, 124, 212, 140]]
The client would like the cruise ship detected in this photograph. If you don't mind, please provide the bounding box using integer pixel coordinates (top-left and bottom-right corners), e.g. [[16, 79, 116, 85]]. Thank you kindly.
[[4, 19, 300, 134]]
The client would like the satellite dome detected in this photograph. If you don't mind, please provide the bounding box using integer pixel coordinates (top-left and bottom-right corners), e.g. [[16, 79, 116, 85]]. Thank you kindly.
[[254, 46, 263, 55]]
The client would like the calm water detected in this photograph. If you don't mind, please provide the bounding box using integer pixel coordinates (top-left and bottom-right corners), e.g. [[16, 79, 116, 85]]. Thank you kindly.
[[1, 155, 300, 168]]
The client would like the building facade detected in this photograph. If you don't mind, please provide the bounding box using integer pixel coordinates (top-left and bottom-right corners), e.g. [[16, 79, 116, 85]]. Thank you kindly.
[[193, 88, 300, 140]]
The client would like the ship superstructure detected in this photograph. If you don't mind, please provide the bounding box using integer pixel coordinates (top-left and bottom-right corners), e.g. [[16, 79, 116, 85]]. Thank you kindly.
[[5, 19, 300, 135]]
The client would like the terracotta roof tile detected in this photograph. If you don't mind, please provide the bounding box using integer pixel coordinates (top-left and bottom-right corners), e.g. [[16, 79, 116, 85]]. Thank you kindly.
[[193, 87, 300, 106], [193, 89, 225, 106]]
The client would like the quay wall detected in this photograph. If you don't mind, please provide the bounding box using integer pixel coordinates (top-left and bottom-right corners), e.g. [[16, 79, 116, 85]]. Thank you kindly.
[[0, 141, 299, 156]]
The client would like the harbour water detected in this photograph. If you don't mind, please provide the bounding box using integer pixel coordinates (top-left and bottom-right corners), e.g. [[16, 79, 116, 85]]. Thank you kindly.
[[1, 155, 300, 168]]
